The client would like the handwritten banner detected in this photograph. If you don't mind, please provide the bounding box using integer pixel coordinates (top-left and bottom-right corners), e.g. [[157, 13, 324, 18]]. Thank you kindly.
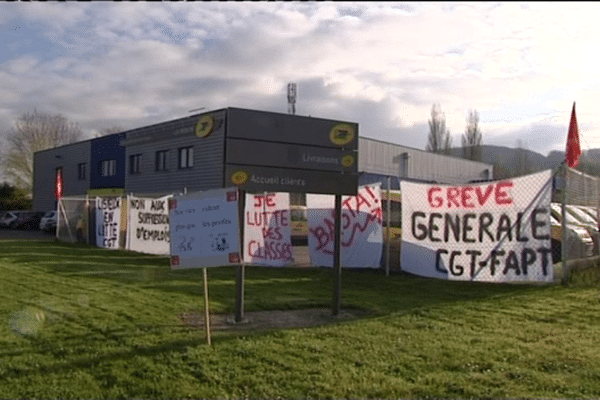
[[127, 195, 171, 255], [401, 170, 553, 283], [169, 188, 241, 269], [244, 192, 293, 266], [307, 184, 383, 268], [96, 197, 121, 249]]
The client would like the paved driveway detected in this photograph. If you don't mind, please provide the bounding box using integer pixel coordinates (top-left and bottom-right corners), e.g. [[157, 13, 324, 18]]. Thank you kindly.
[[0, 229, 56, 241]]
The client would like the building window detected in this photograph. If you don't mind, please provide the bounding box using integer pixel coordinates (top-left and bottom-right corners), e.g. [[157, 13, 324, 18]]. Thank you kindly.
[[155, 150, 168, 172], [178, 146, 193, 169], [129, 154, 142, 175], [78, 163, 86, 180], [100, 159, 117, 177]]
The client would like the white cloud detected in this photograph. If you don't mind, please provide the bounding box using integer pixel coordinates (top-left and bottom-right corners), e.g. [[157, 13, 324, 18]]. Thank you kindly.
[[1, 0, 600, 165]]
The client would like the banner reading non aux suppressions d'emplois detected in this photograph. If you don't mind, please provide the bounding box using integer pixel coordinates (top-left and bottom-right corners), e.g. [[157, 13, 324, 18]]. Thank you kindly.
[[401, 170, 553, 283], [127, 195, 171, 255]]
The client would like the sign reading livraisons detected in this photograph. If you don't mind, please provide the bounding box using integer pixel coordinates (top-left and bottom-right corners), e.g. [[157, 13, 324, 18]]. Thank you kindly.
[[244, 192, 293, 266], [169, 188, 241, 270], [401, 170, 553, 283], [96, 197, 121, 249], [127, 195, 171, 255], [307, 184, 383, 268]]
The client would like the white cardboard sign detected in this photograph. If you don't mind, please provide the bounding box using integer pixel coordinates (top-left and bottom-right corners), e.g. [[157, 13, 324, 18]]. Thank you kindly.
[[127, 195, 171, 255], [244, 192, 293, 266], [95, 197, 121, 249], [307, 184, 383, 268], [169, 188, 241, 269]]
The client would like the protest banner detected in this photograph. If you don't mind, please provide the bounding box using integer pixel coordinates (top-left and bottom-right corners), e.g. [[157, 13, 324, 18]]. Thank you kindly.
[[307, 184, 383, 268], [127, 195, 171, 255], [400, 170, 553, 283], [96, 196, 121, 249], [244, 192, 293, 266], [169, 188, 241, 270]]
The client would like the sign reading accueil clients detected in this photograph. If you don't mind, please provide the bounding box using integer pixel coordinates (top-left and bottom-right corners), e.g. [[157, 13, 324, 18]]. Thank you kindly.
[[169, 187, 241, 269]]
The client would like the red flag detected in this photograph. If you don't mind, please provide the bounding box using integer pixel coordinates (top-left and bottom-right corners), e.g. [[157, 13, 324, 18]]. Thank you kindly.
[[565, 102, 581, 168], [55, 168, 63, 199]]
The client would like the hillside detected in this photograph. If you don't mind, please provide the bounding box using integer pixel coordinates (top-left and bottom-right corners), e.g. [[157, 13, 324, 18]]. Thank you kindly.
[[449, 145, 600, 179]]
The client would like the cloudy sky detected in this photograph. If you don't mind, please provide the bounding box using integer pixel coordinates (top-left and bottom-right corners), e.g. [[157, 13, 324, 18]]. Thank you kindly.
[[1, 2, 599, 166]]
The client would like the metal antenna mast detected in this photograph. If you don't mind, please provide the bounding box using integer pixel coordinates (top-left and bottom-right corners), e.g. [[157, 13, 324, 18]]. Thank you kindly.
[[287, 83, 297, 115]]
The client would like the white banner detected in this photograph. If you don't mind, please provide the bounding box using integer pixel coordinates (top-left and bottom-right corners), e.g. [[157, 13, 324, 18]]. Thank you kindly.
[[127, 195, 171, 255], [307, 184, 383, 268], [169, 188, 241, 269], [401, 170, 553, 283], [95, 197, 121, 249], [244, 192, 293, 266]]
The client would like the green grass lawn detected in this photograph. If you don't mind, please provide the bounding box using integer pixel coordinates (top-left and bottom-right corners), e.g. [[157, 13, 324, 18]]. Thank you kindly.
[[1, 239, 599, 398]]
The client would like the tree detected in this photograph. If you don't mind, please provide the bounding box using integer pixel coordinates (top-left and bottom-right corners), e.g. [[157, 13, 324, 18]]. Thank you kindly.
[[95, 126, 124, 137], [1, 110, 83, 193], [462, 109, 482, 161], [426, 104, 452, 155], [0, 182, 31, 210]]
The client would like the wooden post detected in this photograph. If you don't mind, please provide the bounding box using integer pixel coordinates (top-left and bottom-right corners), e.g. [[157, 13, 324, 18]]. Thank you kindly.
[[235, 189, 245, 323], [203, 267, 212, 346], [561, 163, 569, 285], [385, 176, 391, 276], [332, 194, 342, 316]]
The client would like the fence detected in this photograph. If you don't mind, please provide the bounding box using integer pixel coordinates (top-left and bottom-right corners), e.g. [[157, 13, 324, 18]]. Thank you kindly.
[[55, 168, 600, 285], [57, 194, 169, 254], [559, 165, 600, 282], [57, 196, 90, 244]]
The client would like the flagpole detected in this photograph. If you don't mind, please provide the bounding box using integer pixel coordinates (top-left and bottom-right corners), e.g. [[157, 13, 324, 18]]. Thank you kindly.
[[562, 101, 580, 285], [561, 161, 569, 285]]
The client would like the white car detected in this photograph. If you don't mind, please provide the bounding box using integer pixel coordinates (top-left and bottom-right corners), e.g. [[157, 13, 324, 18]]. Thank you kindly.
[[39, 210, 57, 233], [0, 211, 21, 228]]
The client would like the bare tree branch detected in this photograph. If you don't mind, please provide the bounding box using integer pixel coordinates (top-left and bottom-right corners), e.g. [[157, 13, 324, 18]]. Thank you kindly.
[[462, 109, 482, 161], [426, 104, 452, 155], [1, 110, 83, 193]]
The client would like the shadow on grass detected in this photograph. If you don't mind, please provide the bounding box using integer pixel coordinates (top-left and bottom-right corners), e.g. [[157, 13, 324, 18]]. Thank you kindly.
[[0, 240, 557, 317]]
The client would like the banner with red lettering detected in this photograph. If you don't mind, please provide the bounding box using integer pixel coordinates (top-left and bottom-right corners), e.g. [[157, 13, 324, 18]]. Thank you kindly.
[[127, 195, 171, 255], [244, 192, 293, 266], [96, 197, 122, 249], [307, 184, 383, 268], [401, 170, 553, 283]]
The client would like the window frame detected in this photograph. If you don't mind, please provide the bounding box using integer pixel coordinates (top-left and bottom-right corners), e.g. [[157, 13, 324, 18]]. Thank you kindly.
[[155, 150, 169, 172], [77, 163, 86, 180], [129, 154, 142, 175], [178, 146, 193, 169], [100, 159, 117, 177]]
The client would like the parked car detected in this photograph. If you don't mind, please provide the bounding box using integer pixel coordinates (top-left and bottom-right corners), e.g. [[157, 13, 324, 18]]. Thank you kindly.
[[550, 203, 595, 260], [39, 210, 58, 233], [11, 211, 45, 230], [0, 211, 22, 228], [290, 205, 308, 245]]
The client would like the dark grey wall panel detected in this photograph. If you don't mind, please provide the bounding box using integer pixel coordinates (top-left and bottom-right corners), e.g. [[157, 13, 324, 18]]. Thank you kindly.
[[33, 140, 91, 211], [124, 110, 226, 196], [227, 107, 358, 149]]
